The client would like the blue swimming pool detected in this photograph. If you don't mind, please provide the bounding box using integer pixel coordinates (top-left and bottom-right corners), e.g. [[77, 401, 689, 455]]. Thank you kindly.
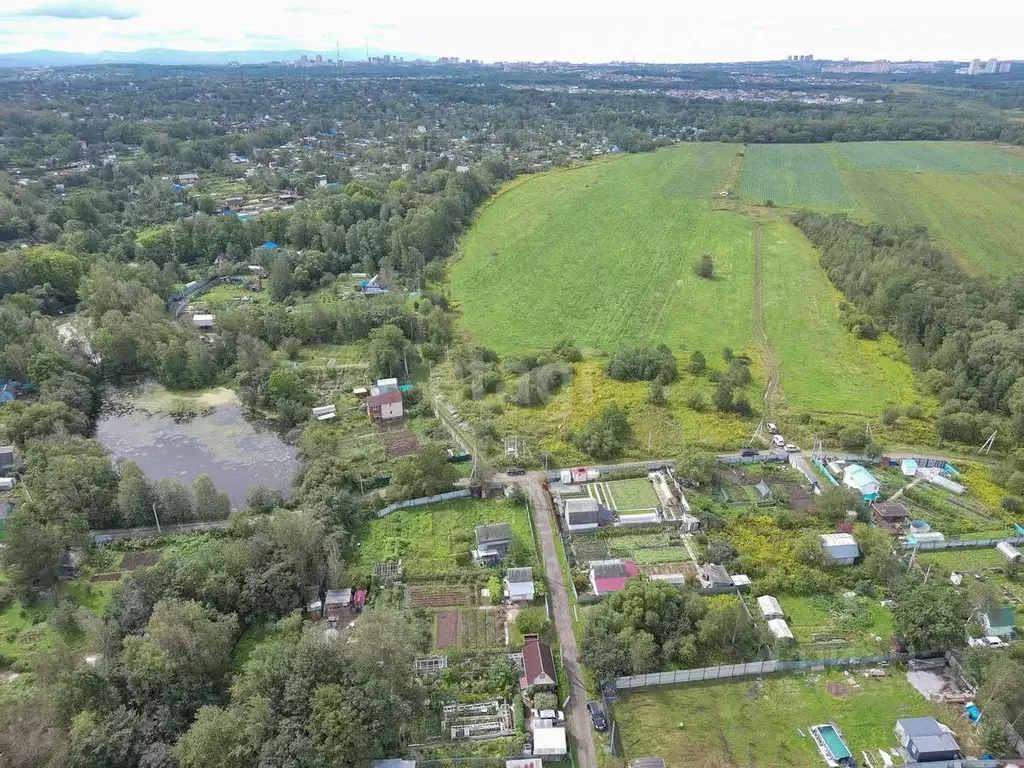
[[818, 725, 851, 760]]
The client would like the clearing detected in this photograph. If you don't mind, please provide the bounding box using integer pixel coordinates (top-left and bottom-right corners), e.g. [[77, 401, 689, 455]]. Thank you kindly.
[[613, 670, 971, 768], [450, 144, 756, 356]]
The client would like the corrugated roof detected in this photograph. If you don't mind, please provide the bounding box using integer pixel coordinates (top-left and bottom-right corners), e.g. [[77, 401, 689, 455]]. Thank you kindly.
[[564, 497, 599, 514], [567, 508, 600, 525], [522, 637, 556, 686], [366, 390, 403, 407], [476, 523, 513, 544], [898, 717, 942, 737], [507, 567, 533, 584], [591, 560, 629, 579]]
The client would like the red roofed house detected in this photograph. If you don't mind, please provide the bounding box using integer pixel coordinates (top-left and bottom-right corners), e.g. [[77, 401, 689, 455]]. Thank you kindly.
[[520, 634, 557, 691], [589, 559, 638, 596], [366, 390, 403, 422]]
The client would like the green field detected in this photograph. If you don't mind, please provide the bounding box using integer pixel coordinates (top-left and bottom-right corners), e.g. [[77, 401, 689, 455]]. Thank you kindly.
[[614, 671, 971, 768], [604, 478, 659, 511], [738, 141, 1024, 278], [780, 594, 893, 657], [760, 220, 917, 414], [451, 144, 756, 356], [348, 499, 535, 580], [915, 546, 1007, 571], [739, 145, 852, 209]]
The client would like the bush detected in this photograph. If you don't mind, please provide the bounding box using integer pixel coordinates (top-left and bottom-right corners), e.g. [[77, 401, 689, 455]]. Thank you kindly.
[[881, 406, 900, 426], [1002, 497, 1023, 514], [686, 392, 706, 411], [605, 345, 677, 383], [688, 350, 707, 376], [648, 381, 665, 406], [693, 255, 714, 279], [533, 691, 558, 710], [516, 607, 550, 637], [575, 404, 631, 459], [906, 403, 924, 420]]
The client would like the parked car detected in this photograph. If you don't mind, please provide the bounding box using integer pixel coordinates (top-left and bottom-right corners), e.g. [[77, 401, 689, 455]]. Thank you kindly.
[[507, 467, 526, 476], [772, 434, 786, 448], [587, 701, 608, 732], [766, 422, 778, 434], [785, 443, 801, 453], [969, 636, 1007, 649], [740, 449, 758, 457]]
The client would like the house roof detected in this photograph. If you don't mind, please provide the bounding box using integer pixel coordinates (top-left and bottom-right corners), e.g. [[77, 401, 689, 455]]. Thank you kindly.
[[897, 717, 943, 738], [522, 637, 556, 686], [564, 497, 599, 514], [821, 533, 860, 559], [566, 508, 601, 526], [532, 726, 566, 753], [871, 500, 909, 519], [910, 733, 961, 756], [844, 464, 879, 489], [325, 588, 352, 605], [507, 567, 533, 584], [476, 523, 513, 545], [366, 390, 403, 408], [591, 560, 630, 579], [701, 563, 732, 586]]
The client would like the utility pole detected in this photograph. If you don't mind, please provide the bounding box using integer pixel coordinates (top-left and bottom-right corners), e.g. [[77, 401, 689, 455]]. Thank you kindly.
[[151, 502, 162, 534]]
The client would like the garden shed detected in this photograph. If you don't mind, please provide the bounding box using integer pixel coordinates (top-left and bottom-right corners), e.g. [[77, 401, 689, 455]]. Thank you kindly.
[[981, 607, 1016, 638], [820, 533, 860, 565], [505, 567, 535, 603], [563, 497, 601, 532], [473, 523, 513, 564]]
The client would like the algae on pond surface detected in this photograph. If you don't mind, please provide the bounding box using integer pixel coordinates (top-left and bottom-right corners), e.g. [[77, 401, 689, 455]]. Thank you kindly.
[[96, 385, 298, 507]]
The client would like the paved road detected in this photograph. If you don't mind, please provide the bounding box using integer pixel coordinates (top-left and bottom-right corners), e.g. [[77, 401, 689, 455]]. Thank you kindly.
[[522, 473, 597, 768]]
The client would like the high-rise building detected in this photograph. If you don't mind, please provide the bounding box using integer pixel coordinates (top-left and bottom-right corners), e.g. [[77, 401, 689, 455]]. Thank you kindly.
[[316, 54, 323, 65], [985, 58, 998, 74], [968, 59, 981, 75], [999, 61, 1013, 73]]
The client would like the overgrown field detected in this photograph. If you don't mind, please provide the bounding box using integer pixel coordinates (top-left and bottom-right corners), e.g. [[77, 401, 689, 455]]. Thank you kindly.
[[779, 594, 893, 657], [614, 671, 972, 768], [347, 499, 535, 581], [451, 144, 756, 356], [760, 220, 917, 415]]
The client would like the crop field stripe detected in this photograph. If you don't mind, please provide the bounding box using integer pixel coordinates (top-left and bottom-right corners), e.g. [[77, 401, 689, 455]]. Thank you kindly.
[[739, 144, 853, 210], [759, 220, 916, 414]]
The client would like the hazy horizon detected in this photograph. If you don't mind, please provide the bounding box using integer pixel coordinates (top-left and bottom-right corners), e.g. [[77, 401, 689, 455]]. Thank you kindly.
[[0, 0, 1022, 64]]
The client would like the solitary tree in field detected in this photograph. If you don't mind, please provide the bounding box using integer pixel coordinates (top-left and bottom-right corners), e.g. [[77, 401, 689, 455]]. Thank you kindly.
[[694, 254, 715, 280]]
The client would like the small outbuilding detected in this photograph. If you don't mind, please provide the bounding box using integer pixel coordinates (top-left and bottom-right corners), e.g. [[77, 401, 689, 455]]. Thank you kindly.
[[532, 726, 567, 759], [590, 559, 638, 596], [192, 313, 215, 330], [895, 718, 962, 763], [324, 588, 352, 621], [900, 458, 918, 478], [679, 512, 701, 533], [563, 497, 601, 532], [312, 404, 337, 421], [871, 500, 909, 530], [0, 445, 14, 474], [757, 595, 785, 621], [474, 523, 513, 564], [843, 464, 880, 500], [506, 567, 535, 603], [981, 607, 1016, 638], [821, 533, 860, 565]]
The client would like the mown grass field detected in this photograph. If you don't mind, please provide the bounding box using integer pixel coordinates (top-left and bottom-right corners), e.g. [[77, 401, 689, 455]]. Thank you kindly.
[[739, 144, 852, 209], [614, 671, 972, 768], [451, 144, 755, 356], [347, 499, 535, 581], [760, 220, 917, 415], [604, 478, 659, 511]]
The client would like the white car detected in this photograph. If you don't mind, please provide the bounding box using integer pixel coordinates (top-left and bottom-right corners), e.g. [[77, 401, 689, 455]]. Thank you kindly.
[[969, 636, 1007, 648], [772, 434, 786, 448], [785, 443, 801, 453], [766, 422, 778, 434]]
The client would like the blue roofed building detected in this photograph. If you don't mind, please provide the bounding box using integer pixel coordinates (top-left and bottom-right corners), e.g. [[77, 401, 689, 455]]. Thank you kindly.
[[262, 241, 279, 250], [842, 464, 881, 500]]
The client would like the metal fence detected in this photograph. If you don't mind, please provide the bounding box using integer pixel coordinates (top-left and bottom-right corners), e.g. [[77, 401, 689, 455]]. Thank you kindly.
[[376, 489, 472, 518], [716, 452, 790, 466], [614, 652, 918, 690], [902, 535, 1024, 551]]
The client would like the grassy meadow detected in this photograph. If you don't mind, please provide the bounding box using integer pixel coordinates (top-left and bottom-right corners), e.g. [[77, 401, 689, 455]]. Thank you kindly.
[[760, 220, 917, 415], [450, 144, 756, 357], [739, 144, 852, 210], [613, 671, 972, 768]]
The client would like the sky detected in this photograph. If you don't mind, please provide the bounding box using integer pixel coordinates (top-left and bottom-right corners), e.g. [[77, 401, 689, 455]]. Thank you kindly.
[[0, 0, 1022, 62]]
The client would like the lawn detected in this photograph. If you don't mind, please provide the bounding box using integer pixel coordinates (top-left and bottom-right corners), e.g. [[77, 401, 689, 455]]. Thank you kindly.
[[915, 547, 1007, 571], [348, 499, 535, 581], [450, 144, 756, 356], [739, 144, 853, 210], [760, 220, 918, 414], [604, 478, 659, 511], [613, 671, 972, 768], [779, 594, 893, 658]]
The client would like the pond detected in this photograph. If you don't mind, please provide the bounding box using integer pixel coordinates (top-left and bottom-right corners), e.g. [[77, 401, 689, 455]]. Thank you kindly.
[[95, 385, 299, 507]]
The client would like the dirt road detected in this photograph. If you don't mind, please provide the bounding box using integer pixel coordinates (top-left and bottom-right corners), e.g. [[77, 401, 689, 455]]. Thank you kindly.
[[522, 473, 596, 767]]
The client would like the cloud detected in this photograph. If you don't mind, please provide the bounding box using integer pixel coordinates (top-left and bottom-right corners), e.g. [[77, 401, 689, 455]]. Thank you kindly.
[[11, 2, 139, 20]]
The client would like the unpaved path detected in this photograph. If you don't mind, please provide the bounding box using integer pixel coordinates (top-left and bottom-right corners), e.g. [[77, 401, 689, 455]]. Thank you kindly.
[[753, 222, 783, 419]]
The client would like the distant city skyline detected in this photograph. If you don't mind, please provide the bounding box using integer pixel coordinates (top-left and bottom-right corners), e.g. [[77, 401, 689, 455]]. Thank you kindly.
[[0, 0, 1021, 64]]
